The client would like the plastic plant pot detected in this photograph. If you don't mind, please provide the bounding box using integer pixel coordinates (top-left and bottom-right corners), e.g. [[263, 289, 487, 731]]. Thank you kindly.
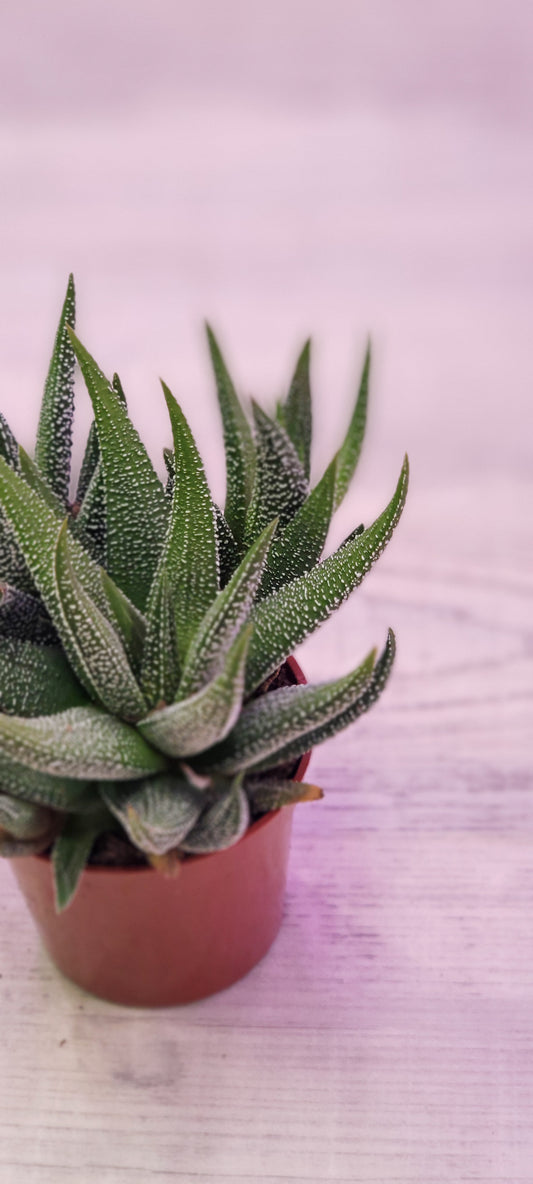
[[11, 656, 311, 1007]]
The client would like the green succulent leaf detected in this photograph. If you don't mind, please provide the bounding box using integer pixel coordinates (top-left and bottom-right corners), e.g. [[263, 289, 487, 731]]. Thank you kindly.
[[153, 383, 218, 664], [19, 447, 64, 515], [0, 413, 21, 471], [178, 775, 250, 854], [101, 775, 202, 856], [245, 402, 309, 544], [139, 571, 179, 707], [177, 518, 277, 700], [71, 460, 106, 564], [75, 420, 100, 505], [68, 328, 168, 609], [276, 339, 312, 478], [248, 628, 397, 772], [0, 705, 166, 780], [0, 449, 146, 674], [333, 341, 370, 510], [0, 432, 34, 594], [214, 503, 239, 587], [75, 374, 125, 510], [99, 567, 147, 675], [52, 811, 108, 912], [196, 646, 376, 774], [0, 832, 54, 858], [0, 792, 55, 841], [54, 520, 148, 721], [0, 521, 34, 593], [0, 637, 88, 716], [163, 446, 174, 498], [0, 583, 56, 645], [258, 455, 337, 598], [245, 777, 323, 813], [245, 455, 409, 692], [0, 454, 105, 611], [0, 751, 94, 810], [206, 324, 256, 545], [34, 274, 76, 507], [138, 625, 251, 758]]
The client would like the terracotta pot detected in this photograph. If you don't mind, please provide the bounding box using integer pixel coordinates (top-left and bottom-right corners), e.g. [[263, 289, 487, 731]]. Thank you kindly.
[[11, 656, 311, 1007]]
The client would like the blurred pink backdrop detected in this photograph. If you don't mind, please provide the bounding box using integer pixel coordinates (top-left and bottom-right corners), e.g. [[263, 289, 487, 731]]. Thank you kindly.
[[0, 1, 531, 633]]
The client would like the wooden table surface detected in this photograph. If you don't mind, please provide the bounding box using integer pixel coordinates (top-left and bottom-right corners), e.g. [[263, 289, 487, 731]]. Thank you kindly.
[[1, 5, 532, 1180]]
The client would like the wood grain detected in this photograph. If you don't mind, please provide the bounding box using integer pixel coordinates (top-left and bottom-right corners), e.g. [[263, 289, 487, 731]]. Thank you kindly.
[[1, 473, 532, 1181]]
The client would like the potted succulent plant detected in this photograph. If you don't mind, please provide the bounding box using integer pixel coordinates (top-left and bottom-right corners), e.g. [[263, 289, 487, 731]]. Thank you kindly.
[[0, 277, 408, 1006]]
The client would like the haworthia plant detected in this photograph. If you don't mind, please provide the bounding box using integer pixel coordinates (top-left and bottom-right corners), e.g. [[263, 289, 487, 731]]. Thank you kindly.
[[0, 282, 408, 909]]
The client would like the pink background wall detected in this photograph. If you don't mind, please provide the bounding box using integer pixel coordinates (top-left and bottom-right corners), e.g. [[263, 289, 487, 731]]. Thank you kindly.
[[0, 1, 530, 511]]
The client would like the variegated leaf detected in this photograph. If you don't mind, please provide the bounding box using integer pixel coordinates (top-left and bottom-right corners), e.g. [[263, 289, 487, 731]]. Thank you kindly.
[[0, 751, 94, 810], [0, 583, 56, 645], [176, 519, 277, 700], [0, 792, 54, 840], [245, 402, 309, 544], [257, 455, 337, 598], [101, 775, 202, 856], [152, 384, 218, 663], [139, 571, 179, 707], [276, 339, 312, 478], [138, 625, 251, 758], [333, 341, 371, 510], [0, 637, 88, 716], [34, 274, 76, 506], [206, 324, 256, 545], [54, 521, 148, 720], [196, 647, 376, 774], [245, 778, 323, 813], [178, 776, 249, 854], [52, 811, 109, 911], [0, 706, 166, 780], [245, 455, 409, 692], [247, 628, 397, 772], [68, 329, 168, 609]]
